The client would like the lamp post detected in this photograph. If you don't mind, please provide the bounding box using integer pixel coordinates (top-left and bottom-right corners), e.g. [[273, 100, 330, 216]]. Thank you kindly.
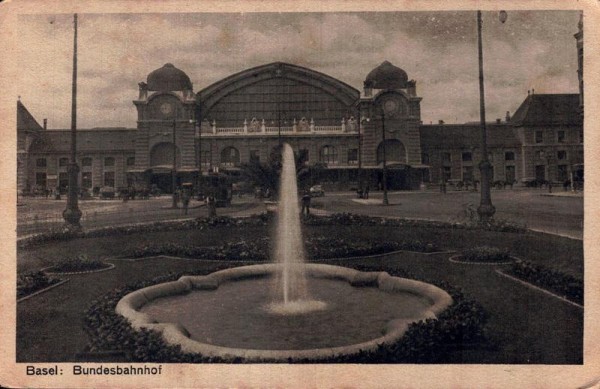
[[381, 108, 389, 205], [171, 107, 178, 208], [475, 10, 506, 221], [358, 114, 367, 197], [62, 13, 82, 227]]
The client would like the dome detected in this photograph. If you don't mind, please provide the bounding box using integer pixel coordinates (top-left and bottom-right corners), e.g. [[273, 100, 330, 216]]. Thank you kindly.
[[365, 61, 408, 90], [147, 63, 193, 92]]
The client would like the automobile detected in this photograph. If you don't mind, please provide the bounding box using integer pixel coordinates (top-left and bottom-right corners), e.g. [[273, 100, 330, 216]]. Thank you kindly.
[[309, 185, 325, 197]]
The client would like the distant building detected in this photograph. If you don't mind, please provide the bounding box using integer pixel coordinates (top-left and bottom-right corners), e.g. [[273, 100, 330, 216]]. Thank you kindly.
[[17, 19, 583, 194]]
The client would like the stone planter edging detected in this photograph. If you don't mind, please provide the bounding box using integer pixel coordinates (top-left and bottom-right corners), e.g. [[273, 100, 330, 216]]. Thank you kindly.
[[41, 262, 116, 275], [116, 263, 453, 362], [17, 279, 69, 303]]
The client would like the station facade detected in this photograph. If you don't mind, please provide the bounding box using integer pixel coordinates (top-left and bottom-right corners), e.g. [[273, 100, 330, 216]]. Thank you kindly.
[[17, 18, 583, 195]]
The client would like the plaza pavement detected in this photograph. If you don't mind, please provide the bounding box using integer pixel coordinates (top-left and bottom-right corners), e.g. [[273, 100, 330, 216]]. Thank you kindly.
[[17, 188, 583, 239]]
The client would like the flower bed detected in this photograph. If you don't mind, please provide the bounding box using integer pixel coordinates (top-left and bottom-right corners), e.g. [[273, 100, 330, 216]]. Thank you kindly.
[[17, 271, 62, 299], [18, 212, 525, 249], [453, 246, 511, 263], [504, 260, 583, 305], [126, 235, 439, 261], [45, 255, 112, 273], [83, 265, 488, 363]]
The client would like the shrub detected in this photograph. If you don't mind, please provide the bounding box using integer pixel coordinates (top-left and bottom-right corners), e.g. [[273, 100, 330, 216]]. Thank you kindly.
[[17, 271, 60, 299], [506, 260, 583, 305], [460, 246, 511, 263], [47, 254, 110, 273]]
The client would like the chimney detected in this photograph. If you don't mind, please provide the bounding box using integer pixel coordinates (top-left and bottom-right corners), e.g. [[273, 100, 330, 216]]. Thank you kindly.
[[43, 119, 47, 130], [438, 120, 445, 125], [496, 118, 501, 124], [505, 111, 511, 122]]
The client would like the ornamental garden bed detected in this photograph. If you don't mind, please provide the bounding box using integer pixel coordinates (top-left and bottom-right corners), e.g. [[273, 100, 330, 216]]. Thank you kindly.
[[449, 246, 513, 265], [83, 265, 489, 363], [503, 259, 583, 305], [125, 235, 440, 262], [43, 255, 114, 275], [17, 271, 63, 300]]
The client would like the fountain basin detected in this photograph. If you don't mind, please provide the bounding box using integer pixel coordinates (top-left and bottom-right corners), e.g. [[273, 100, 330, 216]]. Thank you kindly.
[[116, 264, 452, 362]]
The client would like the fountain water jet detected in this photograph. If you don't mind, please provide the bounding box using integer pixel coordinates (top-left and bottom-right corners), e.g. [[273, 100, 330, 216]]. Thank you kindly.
[[269, 143, 326, 314]]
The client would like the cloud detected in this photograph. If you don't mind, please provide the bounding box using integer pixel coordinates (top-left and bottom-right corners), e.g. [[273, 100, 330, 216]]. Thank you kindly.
[[17, 11, 580, 129]]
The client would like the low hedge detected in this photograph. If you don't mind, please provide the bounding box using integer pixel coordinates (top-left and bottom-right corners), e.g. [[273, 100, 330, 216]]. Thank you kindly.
[[83, 265, 489, 363], [46, 254, 111, 273], [17, 271, 61, 299], [505, 260, 583, 305], [126, 235, 439, 261], [459, 246, 511, 263], [19, 212, 525, 249]]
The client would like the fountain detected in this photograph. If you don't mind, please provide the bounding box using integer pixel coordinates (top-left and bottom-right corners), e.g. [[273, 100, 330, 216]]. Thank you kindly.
[[115, 143, 453, 362]]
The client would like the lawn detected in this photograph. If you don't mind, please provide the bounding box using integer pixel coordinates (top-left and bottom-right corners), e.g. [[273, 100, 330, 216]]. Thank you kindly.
[[16, 222, 583, 364]]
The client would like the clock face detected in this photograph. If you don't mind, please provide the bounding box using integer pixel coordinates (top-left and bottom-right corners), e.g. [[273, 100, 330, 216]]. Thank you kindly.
[[383, 99, 399, 114], [160, 102, 173, 116]]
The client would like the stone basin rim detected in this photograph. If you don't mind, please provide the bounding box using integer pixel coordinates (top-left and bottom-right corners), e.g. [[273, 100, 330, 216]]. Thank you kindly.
[[115, 263, 453, 362]]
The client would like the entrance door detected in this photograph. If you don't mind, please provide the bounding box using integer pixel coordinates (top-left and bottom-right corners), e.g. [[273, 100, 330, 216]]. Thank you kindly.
[[151, 173, 176, 194], [505, 166, 515, 183], [535, 165, 546, 182]]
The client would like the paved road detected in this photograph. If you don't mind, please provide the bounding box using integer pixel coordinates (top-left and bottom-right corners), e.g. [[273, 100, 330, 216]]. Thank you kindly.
[[17, 189, 583, 239], [311, 189, 583, 239]]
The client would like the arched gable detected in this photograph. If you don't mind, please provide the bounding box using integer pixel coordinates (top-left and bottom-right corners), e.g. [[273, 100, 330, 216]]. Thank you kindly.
[[197, 62, 360, 128]]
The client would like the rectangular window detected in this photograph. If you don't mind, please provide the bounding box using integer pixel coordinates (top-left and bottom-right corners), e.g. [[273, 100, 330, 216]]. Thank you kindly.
[[59, 157, 69, 167], [81, 157, 93, 167], [104, 157, 115, 167], [505, 151, 515, 161], [442, 166, 451, 181], [557, 150, 567, 160], [126, 157, 135, 166], [36, 158, 47, 168], [442, 152, 451, 164], [421, 153, 430, 164], [461, 152, 472, 162], [347, 149, 358, 164], [81, 172, 92, 189], [35, 172, 47, 188], [535, 130, 543, 144], [557, 130, 566, 143], [103, 171, 115, 187]]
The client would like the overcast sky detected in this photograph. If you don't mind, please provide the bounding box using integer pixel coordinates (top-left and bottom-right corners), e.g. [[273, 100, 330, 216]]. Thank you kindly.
[[18, 11, 580, 129]]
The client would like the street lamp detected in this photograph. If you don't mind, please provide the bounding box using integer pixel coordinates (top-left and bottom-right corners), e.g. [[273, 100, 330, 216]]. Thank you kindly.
[[381, 108, 389, 205], [190, 117, 201, 198], [62, 13, 82, 227], [475, 10, 506, 221], [171, 107, 178, 208]]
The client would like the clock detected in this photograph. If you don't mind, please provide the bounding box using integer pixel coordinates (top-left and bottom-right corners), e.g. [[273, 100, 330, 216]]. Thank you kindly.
[[384, 99, 399, 114], [160, 102, 173, 116]]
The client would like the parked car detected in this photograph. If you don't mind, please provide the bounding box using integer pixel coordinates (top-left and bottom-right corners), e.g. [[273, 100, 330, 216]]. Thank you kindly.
[[309, 185, 325, 197]]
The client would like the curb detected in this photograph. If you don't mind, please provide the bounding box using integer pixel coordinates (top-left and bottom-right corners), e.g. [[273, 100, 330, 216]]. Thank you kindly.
[[495, 269, 583, 309], [17, 279, 70, 303]]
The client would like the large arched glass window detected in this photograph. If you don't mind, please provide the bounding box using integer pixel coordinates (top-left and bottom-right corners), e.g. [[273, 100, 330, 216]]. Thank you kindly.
[[150, 142, 181, 168], [320, 145, 338, 164], [221, 146, 240, 167], [376, 139, 406, 164]]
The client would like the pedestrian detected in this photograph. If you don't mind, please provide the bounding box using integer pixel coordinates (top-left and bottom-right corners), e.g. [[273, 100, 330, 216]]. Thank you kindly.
[[182, 188, 191, 215], [301, 190, 311, 216], [207, 195, 217, 217], [364, 185, 370, 199]]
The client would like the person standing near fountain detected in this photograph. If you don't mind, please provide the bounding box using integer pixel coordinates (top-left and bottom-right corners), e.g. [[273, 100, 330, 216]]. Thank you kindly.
[[301, 190, 311, 216]]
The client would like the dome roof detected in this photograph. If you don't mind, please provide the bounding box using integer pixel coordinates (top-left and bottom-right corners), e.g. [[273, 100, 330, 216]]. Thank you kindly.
[[365, 61, 408, 90], [147, 63, 193, 92]]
